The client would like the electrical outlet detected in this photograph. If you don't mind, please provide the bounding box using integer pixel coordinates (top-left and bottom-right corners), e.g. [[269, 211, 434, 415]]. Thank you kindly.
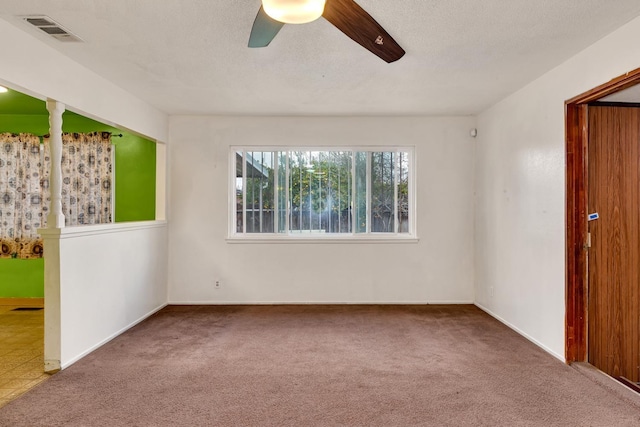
[[489, 286, 494, 297], [214, 279, 221, 289]]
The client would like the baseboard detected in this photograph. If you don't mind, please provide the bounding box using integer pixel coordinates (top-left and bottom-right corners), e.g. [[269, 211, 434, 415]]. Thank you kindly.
[[168, 300, 476, 305], [474, 302, 565, 362], [0, 297, 44, 307], [60, 303, 168, 370]]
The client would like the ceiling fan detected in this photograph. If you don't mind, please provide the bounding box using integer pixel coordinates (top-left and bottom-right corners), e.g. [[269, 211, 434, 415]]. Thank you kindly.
[[248, 0, 405, 63]]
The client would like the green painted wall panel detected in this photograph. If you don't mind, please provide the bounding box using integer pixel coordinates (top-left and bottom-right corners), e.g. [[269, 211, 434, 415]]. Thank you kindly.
[[112, 135, 156, 221], [61, 113, 157, 222], [0, 259, 44, 298], [0, 110, 156, 297]]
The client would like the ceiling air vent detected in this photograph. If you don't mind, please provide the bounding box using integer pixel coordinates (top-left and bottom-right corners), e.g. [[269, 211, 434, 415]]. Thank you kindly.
[[21, 15, 83, 42]]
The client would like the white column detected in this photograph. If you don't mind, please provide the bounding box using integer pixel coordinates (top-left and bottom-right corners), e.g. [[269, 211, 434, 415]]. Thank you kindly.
[[46, 100, 65, 228], [155, 142, 167, 221], [42, 99, 65, 373], [41, 229, 62, 373]]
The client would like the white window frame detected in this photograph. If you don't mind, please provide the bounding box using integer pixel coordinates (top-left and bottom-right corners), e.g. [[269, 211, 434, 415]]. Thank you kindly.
[[228, 146, 418, 243]]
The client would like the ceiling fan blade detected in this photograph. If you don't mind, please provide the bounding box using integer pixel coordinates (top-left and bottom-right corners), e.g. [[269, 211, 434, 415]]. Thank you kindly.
[[248, 6, 285, 48], [322, 0, 405, 63]]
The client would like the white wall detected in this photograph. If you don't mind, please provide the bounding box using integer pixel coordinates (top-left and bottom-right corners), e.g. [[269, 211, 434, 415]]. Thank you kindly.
[[0, 18, 167, 143], [475, 16, 640, 360], [41, 222, 168, 369], [168, 116, 476, 304]]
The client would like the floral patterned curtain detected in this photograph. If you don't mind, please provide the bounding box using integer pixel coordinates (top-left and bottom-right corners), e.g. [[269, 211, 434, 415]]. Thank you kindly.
[[43, 132, 113, 227], [0, 132, 113, 259], [0, 133, 45, 259]]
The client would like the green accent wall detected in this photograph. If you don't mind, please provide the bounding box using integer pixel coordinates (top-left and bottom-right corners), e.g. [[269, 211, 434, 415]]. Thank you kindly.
[[0, 98, 157, 298], [62, 113, 157, 222], [0, 259, 44, 297]]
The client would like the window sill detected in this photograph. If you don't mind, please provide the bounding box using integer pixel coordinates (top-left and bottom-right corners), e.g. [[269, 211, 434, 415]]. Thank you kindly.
[[226, 235, 419, 244]]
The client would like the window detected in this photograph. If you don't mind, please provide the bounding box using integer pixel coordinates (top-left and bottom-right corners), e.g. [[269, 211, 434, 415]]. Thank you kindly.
[[231, 148, 414, 239]]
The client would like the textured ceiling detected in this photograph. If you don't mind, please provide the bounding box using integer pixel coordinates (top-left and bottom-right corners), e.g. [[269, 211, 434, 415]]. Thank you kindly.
[[1, 1, 640, 116]]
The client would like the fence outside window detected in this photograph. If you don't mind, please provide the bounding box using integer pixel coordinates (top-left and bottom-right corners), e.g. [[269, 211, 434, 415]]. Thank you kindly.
[[231, 148, 414, 239]]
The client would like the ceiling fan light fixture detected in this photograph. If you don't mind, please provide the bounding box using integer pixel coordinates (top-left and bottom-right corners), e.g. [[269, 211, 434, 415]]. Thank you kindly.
[[262, 0, 326, 24], [0, 86, 7, 93]]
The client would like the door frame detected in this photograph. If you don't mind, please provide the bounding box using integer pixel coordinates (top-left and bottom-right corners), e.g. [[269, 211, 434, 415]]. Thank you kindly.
[[565, 67, 640, 363]]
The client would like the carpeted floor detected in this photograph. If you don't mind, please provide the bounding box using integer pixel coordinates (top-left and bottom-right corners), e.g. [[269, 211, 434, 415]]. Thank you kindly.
[[0, 305, 639, 426]]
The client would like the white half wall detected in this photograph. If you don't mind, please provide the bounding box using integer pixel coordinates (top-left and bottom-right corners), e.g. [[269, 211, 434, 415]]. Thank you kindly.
[[475, 16, 640, 360], [41, 222, 168, 369], [168, 116, 476, 304], [0, 18, 167, 143]]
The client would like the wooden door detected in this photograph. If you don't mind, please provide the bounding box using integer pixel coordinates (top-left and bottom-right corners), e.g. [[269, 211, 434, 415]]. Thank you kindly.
[[588, 105, 640, 382]]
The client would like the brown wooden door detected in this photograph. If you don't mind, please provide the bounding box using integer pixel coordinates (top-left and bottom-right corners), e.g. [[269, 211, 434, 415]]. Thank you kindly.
[[588, 105, 640, 382]]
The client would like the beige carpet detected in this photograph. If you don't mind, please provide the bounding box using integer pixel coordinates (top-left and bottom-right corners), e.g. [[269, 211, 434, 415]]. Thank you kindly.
[[1, 305, 639, 426]]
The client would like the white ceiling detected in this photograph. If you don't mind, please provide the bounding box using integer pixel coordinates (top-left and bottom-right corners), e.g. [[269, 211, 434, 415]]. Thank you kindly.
[[2, 1, 640, 116]]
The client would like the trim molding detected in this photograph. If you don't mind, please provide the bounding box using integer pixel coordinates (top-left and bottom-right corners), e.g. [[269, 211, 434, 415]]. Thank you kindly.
[[566, 68, 640, 104], [39, 220, 167, 239], [168, 301, 475, 305], [226, 237, 419, 244]]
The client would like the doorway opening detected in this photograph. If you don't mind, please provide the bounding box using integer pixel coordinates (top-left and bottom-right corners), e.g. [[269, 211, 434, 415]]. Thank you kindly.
[[0, 298, 48, 408], [566, 67, 640, 386]]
